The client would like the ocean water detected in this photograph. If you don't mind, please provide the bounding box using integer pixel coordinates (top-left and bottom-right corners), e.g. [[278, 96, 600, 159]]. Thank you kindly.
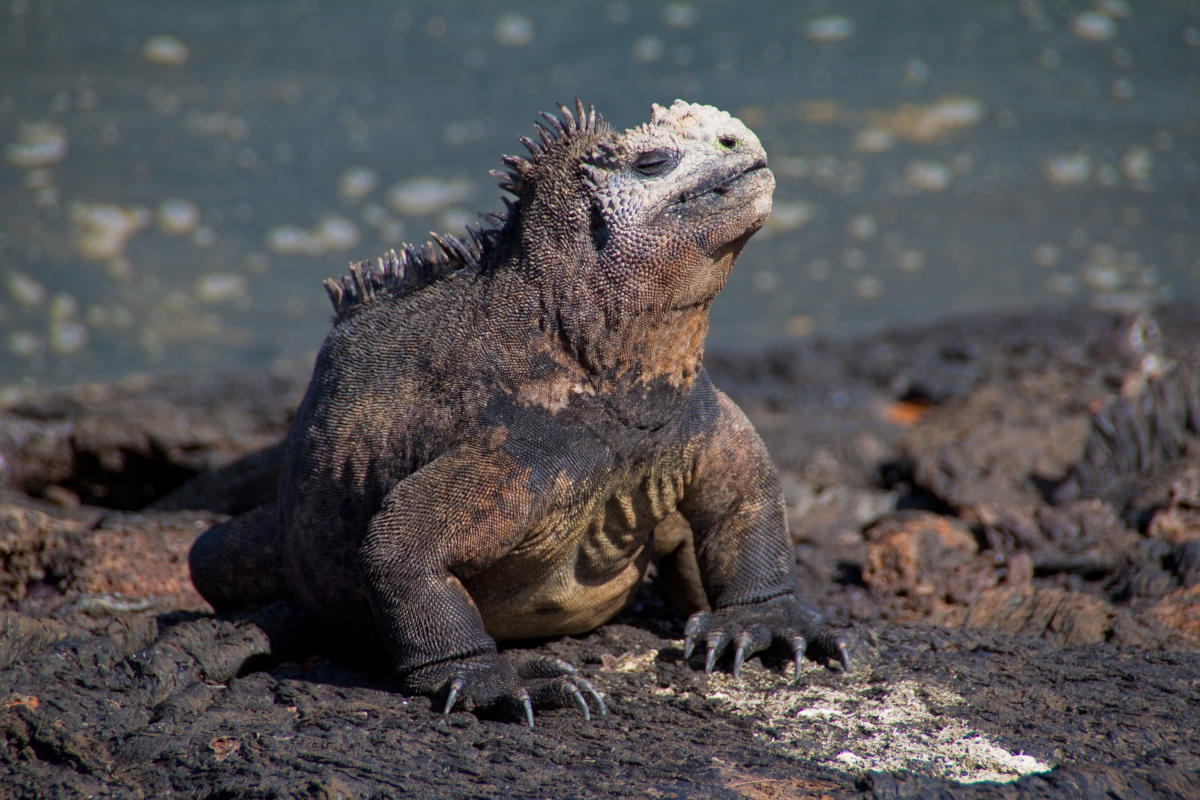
[[2, 0, 1197, 391]]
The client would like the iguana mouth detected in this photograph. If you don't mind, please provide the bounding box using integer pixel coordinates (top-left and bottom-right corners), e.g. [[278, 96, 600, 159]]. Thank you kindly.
[[675, 158, 769, 205]]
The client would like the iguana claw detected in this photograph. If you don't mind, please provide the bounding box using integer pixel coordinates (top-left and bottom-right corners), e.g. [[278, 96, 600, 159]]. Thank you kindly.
[[682, 595, 850, 680]]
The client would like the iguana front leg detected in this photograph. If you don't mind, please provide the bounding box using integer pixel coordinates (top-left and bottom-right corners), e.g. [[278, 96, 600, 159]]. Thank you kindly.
[[360, 439, 605, 726], [678, 389, 849, 679]]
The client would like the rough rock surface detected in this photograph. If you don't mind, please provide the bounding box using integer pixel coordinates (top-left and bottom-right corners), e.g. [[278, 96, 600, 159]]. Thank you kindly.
[[3, 306, 1200, 799]]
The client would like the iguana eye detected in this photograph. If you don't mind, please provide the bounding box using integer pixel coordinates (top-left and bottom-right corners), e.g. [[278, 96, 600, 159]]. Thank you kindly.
[[633, 148, 675, 177]]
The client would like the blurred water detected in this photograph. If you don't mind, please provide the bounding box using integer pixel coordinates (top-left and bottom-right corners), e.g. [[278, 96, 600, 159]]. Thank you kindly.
[[2, 0, 1198, 391]]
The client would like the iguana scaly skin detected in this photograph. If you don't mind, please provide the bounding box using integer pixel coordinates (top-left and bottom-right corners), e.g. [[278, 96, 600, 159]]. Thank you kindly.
[[190, 100, 848, 725]]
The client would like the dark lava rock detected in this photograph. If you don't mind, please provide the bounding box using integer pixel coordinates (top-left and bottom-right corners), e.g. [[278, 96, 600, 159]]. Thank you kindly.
[[3, 307, 1200, 799]]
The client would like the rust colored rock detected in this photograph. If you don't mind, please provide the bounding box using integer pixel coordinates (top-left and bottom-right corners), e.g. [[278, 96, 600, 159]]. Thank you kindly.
[[863, 511, 992, 617], [1151, 583, 1200, 643], [938, 586, 1112, 646], [1146, 466, 1200, 544], [0, 495, 213, 613]]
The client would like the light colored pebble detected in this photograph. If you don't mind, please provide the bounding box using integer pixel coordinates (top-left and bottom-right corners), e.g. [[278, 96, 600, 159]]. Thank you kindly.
[[1121, 145, 1153, 183], [6, 331, 41, 358], [932, 96, 984, 128], [752, 270, 778, 292], [379, 220, 407, 243], [110, 306, 134, 327], [70, 203, 151, 260], [106, 257, 134, 281], [157, 198, 201, 235], [895, 249, 925, 273], [184, 110, 249, 140], [316, 216, 361, 251], [632, 36, 664, 63], [847, 214, 877, 240], [265, 224, 322, 256], [437, 208, 475, 235], [361, 203, 390, 227], [663, 3, 698, 28], [6, 270, 47, 307], [767, 202, 813, 231], [774, 157, 810, 179], [1071, 11, 1116, 41], [1111, 77, 1135, 101], [494, 12, 535, 46], [806, 15, 854, 43], [191, 225, 216, 247], [873, 96, 985, 144], [142, 35, 190, 65], [1082, 262, 1122, 292], [1097, 0, 1130, 17], [388, 177, 474, 216], [854, 128, 895, 153], [5, 121, 68, 169], [786, 315, 814, 337], [48, 319, 88, 355], [47, 293, 77, 320], [195, 273, 247, 303], [1032, 243, 1061, 268], [904, 59, 929, 85], [906, 161, 952, 191], [1043, 153, 1092, 186], [853, 276, 883, 300], [338, 166, 379, 203], [1047, 273, 1080, 295]]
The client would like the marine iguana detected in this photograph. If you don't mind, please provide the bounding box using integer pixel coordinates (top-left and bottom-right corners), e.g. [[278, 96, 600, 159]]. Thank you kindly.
[[190, 99, 848, 726]]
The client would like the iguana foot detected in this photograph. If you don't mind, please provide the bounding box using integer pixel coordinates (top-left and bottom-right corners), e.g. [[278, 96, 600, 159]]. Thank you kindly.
[[404, 654, 606, 727], [683, 594, 849, 680]]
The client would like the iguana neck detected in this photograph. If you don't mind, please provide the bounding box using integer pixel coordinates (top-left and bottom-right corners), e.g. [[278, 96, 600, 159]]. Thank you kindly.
[[577, 303, 710, 394]]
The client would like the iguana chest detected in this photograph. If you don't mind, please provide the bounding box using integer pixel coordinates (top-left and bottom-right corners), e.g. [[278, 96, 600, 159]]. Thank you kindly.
[[463, 447, 692, 641]]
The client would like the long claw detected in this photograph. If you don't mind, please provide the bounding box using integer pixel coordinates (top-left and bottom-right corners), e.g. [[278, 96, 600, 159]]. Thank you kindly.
[[732, 632, 752, 679], [683, 615, 705, 661], [579, 678, 608, 716], [704, 644, 717, 674], [568, 683, 590, 722], [835, 638, 850, 671], [443, 676, 465, 716], [790, 635, 807, 684], [519, 690, 534, 728]]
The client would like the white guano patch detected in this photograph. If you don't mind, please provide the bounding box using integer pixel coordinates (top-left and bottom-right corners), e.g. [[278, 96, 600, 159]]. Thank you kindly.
[[626, 644, 1053, 784]]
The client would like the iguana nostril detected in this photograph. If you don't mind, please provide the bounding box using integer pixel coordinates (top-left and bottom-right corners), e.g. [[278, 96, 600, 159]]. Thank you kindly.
[[718, 135, 737, 149]]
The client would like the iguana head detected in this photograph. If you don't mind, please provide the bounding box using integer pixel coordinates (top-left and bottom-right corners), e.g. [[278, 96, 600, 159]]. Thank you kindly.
[[498, 100, 775, 324]]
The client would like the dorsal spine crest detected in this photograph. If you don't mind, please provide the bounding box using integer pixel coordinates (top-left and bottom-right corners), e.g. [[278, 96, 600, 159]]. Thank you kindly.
[[322, 99, 604, 322]]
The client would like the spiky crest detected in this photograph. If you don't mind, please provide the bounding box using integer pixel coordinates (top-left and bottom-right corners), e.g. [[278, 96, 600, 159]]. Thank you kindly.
[[492, 98, 604, 199], [323, 99, 603, 322]]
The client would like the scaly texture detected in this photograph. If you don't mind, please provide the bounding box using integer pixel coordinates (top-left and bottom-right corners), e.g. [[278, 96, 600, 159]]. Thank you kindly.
[[190, 99, 847, 725]]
